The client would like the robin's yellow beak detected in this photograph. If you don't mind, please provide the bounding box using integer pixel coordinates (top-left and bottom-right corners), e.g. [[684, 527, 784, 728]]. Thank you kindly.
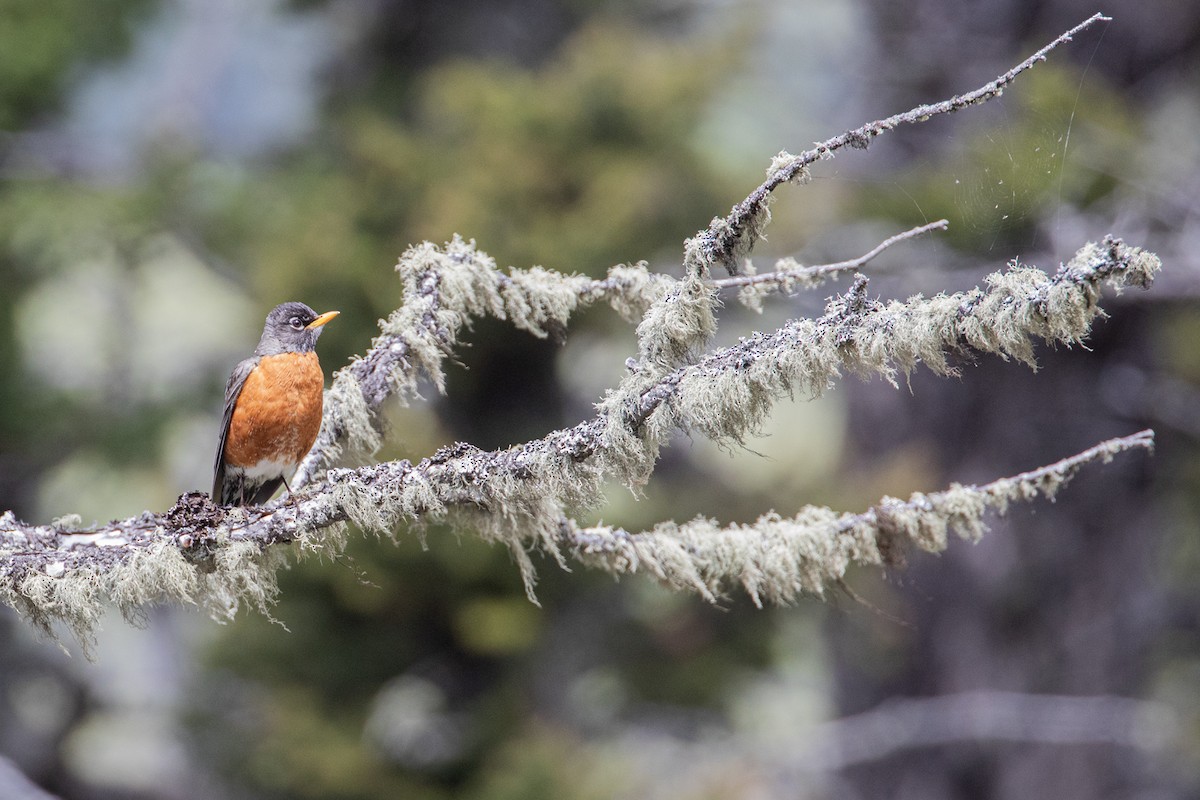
[[306, 310, 340, 330]]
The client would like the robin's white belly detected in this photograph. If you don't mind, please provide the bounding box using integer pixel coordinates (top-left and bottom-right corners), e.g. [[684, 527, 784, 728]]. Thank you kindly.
[[232, 458, 297, 481]]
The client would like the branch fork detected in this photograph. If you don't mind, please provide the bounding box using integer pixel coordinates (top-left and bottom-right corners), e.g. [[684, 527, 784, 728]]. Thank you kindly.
[[0, 15, 1159, 650]]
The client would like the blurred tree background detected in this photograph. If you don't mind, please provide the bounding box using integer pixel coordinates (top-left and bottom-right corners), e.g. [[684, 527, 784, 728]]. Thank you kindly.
[[1, 0, 1199, 798]]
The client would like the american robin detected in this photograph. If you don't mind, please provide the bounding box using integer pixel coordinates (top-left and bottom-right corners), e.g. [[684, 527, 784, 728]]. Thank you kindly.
[[213, 302, 339, 506]]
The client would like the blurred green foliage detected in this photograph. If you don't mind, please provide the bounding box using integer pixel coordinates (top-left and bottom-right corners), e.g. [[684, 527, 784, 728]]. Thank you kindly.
[[0, 0, 152, 129], [175, 21, 734, 354], [0, 0, 160, 519]]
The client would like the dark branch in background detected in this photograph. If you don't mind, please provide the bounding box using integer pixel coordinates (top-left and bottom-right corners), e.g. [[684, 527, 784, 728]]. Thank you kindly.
[[804, 690, 1175, 770], [0, 757, 59, 800], [0, 16, 1160, 650], [599, 690, 1177, 783]]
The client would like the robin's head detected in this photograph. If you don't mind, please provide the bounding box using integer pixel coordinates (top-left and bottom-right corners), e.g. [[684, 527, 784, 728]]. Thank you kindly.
[[254, 302, 340, 356]]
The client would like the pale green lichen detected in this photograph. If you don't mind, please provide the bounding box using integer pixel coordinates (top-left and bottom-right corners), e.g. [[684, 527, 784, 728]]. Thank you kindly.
[[0, 232, 1159, 647], [633, 272, 718, 374], [1, 529, 297, 654], [766, 151, 812, 187], [13, 568, 106, 648], [499, 266, 586, 337], [324, 371, 383, 461], [594, 263, 674, 323], [51, 514, 84, 532], [655, 242, 1159, 454], [683, 206, 772, 277], [734, 256, 830, 313], [563, 430, 1151, 605]]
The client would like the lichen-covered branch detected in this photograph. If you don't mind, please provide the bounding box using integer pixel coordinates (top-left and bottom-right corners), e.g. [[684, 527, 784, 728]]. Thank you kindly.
[[297, 219, 947, 483], [0, 16, 1158, 651], [629, 236, 1159, 441], [558, 430, 1154, 605], [0, 235, 1159, 646], [683, 12, 1110, 277], [297, 15, 1110, 480], [293, 237, 677, 486], [717, 219, 949, 312]]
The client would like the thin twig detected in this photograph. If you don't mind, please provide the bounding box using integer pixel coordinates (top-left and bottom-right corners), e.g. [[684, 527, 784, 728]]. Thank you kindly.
[[972, 428, 1153, 492], [689, 13, 1111, 275], [712, 219, 950, 291]]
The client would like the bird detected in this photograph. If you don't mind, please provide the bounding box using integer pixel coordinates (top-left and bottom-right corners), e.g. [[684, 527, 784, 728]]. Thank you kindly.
[[212, 302, 339, 506]]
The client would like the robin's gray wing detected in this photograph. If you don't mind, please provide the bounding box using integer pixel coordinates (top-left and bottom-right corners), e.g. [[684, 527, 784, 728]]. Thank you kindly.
[[212, 356, 259, 503]]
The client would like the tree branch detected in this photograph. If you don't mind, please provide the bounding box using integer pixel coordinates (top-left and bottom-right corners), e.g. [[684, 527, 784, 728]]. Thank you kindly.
[[683, 12, 1111, 277], [713, 219, 949, 291], [717, 219, 950, 312], [0, 235, 1158, 645], [628, 236, 1159, 436], [0, 16, 1157, 652], [590, 690, 1176, 786], [559, 430, 1154, 605], [803, 690, 1175, 770], [296, 219, 948, 485], [293, 238, 677, 487], [296, 15, 1113, 481]]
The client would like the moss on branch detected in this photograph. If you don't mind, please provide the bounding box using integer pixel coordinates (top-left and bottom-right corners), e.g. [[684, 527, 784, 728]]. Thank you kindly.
[[0, 16, 1159, 653]]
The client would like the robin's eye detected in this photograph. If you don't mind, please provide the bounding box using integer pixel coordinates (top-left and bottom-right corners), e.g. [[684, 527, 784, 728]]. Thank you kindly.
[[288, 317, 305, 330]]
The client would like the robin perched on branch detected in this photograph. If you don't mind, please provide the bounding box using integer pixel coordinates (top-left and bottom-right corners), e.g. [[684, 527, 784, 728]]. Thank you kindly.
[[213, 302, 339, 506]]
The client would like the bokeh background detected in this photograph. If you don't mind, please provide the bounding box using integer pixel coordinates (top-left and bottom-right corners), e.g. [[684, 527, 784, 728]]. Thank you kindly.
[[2, 0, 1199, 798]]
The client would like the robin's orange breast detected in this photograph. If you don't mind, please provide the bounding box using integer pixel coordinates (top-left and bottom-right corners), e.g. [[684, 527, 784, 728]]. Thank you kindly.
[[224, 351, 325, 470]]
